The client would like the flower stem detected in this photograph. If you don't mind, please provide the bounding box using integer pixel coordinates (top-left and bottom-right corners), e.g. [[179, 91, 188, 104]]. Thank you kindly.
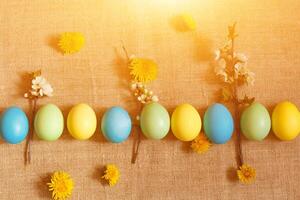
[[24, 97, 38, 165], [131, 124, 141, 164], [233, 84, 244, 167], [131, 105, 143, 164], [229, 26, 244, 167]]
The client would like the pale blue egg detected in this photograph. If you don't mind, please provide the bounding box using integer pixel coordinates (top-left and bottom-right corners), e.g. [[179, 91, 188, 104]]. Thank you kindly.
[[204, 103, 234, 144], [101, 106, 132, 143], [0, 106, 29, 144]]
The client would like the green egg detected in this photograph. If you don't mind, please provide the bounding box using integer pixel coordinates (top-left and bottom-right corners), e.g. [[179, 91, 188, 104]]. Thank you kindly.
[[34, 104, 64, 141], [240, 102, 271, 141], [140, 102, 170, 140]]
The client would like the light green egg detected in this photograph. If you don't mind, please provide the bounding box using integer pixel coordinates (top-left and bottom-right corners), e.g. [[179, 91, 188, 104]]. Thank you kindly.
[[140, 102, 170, 140], [240, 102, 271, 141], [34, 104, 64, 141]]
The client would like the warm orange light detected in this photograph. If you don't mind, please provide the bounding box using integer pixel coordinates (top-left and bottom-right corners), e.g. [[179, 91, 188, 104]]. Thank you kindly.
[[135, 0, 188, 11]]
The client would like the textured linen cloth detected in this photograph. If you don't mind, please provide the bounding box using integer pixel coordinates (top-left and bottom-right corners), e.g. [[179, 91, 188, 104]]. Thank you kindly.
[[0, 0, 299, 199]]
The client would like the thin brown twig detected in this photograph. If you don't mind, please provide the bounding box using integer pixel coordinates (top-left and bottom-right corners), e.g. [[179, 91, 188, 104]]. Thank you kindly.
[[24, 97, 38, 165], [121, 41, 130, 61], [131, 124, 141, 164], [229, 25, 244, 167], [233, 83, 244, 167], [131, 104, 143, 164], [120, 43, 143, 164]]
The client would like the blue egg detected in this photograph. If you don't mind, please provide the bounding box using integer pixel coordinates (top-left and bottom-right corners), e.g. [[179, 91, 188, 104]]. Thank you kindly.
[[204, 103, 234, 144], [0, 106, 29, 144], [101, 106, 132, 143]]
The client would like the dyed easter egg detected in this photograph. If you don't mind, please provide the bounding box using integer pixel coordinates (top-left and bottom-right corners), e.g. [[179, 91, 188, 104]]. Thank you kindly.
[[272, 101, 300, 141], [67, 103, 97, 140], [240, 103, 271, 141], [140, 102, 170, 140], [204, 103, 234, 144], [101, 106, 132, 143], [171, 104, 201, 141], [34, 104, 64, 141], [0, 107, 29, 144]]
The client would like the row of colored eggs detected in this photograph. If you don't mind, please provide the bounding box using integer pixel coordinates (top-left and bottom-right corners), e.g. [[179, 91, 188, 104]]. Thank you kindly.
[[0, 101, 300, 144]]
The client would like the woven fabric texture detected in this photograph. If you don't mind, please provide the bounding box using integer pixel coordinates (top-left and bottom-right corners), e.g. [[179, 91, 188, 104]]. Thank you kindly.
[[0, 0, 299, 199]]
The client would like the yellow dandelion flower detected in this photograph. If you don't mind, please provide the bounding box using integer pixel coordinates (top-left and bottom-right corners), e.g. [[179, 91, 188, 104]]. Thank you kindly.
[[237, 164, 256, 184], [58, 32, 85, 54], [191, 133, 211, 154], [171, 13, 196, 32], [47, 171, 74, 200], [102, 164, 120, 187], [129, 58, 157, 83], [179, 13, 196, 31]]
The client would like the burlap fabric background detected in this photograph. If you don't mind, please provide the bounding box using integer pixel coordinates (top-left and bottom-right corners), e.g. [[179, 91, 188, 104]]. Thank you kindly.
[[0, 0, 299, 199]]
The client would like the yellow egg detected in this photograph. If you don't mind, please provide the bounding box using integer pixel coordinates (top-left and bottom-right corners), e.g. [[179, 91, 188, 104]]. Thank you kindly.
[[171, 104, 201, 141], [272, 101, 300, 141], [67, 103, 97, 140]]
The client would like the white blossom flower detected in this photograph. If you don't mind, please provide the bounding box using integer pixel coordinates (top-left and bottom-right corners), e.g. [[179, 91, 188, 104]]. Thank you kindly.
[[215, 50, 221, 60], [234, 53, 248, 63], [246, 71, 255, 85], [215, 59, 230, 83], [234, 62, 255, 85], [24, 75, 53, 98], [130, 82, 137, 91], [234, 63, 246, 79], [130, 81, 159, 104], [41, 83, 53, 96]]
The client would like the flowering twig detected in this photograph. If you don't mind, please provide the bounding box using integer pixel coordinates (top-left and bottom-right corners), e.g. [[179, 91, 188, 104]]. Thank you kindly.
[[121, 45, 159, 164], [24, 70, 53, 165], [214, 23, 256, 184]]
